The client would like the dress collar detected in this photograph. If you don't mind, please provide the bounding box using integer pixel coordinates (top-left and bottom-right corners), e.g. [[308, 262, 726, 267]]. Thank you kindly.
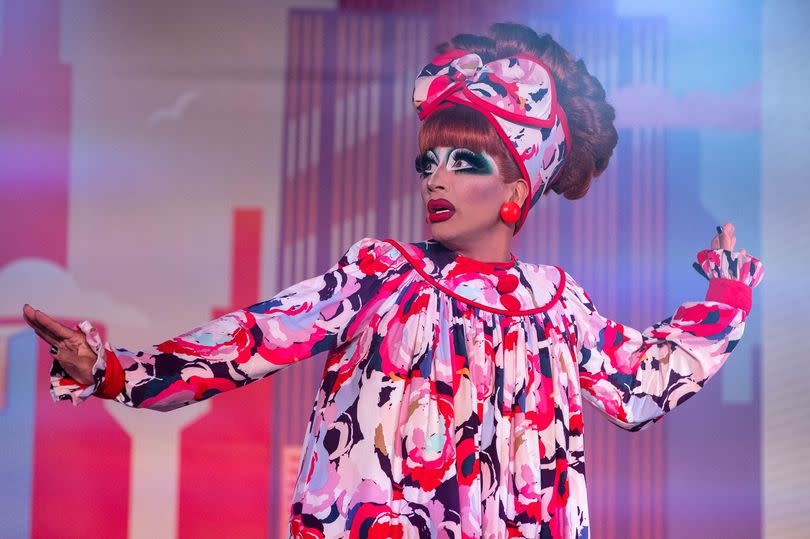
[[383, 238, 565, 315], [417, 238, 518, 274]]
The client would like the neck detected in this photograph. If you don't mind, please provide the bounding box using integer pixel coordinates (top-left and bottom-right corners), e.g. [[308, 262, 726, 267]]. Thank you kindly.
[[438, 227, 514, 263]]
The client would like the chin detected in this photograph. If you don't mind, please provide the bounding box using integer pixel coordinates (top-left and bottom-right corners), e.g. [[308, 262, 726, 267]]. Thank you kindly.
[[426, 226, 446, 243], [428, 224, 468, 248]]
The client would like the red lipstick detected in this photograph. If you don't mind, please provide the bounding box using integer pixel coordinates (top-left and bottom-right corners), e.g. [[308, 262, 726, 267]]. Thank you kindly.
[[427, 198, 456, 223]]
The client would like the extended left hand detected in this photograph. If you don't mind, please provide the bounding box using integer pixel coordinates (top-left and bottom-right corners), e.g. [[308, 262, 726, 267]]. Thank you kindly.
[[711, 221, 747, 255]]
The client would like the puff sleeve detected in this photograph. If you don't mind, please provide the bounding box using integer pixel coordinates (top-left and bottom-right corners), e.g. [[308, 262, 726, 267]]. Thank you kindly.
[[566, 248, 764, 431], [49, 237, 402, 411]]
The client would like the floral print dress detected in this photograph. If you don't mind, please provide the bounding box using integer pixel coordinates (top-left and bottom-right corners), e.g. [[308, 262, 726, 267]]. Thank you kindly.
[[51, 237, 764, 539]]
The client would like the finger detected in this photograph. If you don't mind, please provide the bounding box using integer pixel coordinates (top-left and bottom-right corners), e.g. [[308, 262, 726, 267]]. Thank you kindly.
[[711, 235, 721, 249], [34, 310, 76, 340], [22, 304, 44, 328], [23, 315, 61, 342], [718, 223, 735, 240], [30, 326, 60, 347]]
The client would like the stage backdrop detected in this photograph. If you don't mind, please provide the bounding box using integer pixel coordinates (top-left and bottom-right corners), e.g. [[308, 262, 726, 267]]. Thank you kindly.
[[1, 1, 806, 538]]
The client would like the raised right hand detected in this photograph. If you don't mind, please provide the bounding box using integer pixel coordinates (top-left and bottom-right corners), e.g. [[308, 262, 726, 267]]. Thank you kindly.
[[22, 304, 97, 385], [711, 222, 747, 254]]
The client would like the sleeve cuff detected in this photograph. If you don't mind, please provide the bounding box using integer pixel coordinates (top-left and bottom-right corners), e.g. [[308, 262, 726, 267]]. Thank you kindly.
[[705, 277, 752, 316], [693, 248, 765, 288], [49, 321, 123, 405], [94, 348, 125, 399]]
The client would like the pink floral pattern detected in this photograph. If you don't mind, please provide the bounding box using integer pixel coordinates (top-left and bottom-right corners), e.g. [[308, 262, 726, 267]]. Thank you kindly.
[[50, 237, 763, 538]]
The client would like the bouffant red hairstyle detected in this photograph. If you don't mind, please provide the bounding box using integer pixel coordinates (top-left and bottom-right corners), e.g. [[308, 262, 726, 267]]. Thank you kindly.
[[418, 23, 618, 200]]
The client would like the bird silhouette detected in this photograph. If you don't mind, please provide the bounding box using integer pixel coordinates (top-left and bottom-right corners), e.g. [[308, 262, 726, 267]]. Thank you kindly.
[[148, 90, 201, 126]]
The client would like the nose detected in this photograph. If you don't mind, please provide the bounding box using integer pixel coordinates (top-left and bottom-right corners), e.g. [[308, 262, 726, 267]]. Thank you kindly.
[[425, 167, 449, 193]]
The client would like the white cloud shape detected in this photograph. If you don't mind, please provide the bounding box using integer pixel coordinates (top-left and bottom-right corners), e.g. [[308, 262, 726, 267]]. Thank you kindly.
[[0, 258, 148, 328]]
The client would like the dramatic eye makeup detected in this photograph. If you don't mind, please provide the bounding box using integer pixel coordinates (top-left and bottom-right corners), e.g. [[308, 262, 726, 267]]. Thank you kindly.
[[416, 147, 496, 178], [415, 150, 439, 178], [447, 148, 494, 175]]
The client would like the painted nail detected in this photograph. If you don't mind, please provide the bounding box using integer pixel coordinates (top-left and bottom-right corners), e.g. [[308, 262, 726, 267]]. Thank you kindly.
[[716, 225, 723, 235]]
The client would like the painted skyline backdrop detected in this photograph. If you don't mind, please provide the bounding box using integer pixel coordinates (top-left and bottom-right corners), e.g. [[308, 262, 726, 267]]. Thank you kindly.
[[1, 1, 803, 538]]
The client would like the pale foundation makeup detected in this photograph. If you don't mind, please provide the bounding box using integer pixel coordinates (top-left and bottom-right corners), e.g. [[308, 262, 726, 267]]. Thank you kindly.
[[418, 146, 523, 263]]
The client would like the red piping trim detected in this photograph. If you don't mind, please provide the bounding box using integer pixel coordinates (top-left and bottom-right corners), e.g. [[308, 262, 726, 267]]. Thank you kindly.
[[382, 239, 565, 315], [556, 103, 573, 161], [417, 81, 466, 120], [543, 104, 572, 198], [420, 50, 564, 128], [458, 85, 558, 128], [477, 108, 534, 233]]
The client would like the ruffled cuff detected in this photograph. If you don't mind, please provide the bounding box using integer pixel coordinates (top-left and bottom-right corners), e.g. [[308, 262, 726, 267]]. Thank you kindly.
[[692, 248, 765, 316], [693, 248, 765, 287], [49, 321, 112, 406]]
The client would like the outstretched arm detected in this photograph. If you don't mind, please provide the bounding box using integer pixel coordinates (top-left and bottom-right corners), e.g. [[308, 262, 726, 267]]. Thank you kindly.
[[34, 237, 404, 412], [566, 223, 765, 431]]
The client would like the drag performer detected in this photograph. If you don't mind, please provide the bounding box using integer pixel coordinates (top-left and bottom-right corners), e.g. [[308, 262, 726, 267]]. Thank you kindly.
[[23, 23, 763, 539]]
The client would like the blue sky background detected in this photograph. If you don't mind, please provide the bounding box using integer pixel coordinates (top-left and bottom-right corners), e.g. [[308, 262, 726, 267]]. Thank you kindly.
[[617, 0, 761, 95]]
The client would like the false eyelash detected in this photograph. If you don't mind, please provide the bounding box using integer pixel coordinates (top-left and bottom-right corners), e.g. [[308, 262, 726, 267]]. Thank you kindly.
[[415, 153, 437, 176], [414, 155, 427, 174], [451, 149, 490, 171]]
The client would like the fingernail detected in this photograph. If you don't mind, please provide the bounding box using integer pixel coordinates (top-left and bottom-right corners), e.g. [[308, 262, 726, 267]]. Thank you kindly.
[[716, 225, 723, 235]]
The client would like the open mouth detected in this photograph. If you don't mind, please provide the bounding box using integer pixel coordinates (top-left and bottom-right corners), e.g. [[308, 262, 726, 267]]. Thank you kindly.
[[427, 199, 456, 212], [427, 199, 456, 222]]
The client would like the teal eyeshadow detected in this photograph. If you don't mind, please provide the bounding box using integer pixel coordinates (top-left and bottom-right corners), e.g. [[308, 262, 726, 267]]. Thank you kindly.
[[415, 150, 440, 176], [451, 149, 494, 175], [415, 147, 494, 177]]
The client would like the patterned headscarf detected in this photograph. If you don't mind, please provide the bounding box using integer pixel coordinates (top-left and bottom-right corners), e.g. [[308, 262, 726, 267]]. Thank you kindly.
[[413, 49, 571, 232]]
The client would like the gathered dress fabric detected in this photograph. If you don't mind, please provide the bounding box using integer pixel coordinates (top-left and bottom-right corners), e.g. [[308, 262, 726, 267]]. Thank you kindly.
[[51, 237, 764, 539]]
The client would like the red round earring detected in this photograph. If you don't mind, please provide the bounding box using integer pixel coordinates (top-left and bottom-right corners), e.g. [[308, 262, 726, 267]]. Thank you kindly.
[[499, 201, 521, 225]]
